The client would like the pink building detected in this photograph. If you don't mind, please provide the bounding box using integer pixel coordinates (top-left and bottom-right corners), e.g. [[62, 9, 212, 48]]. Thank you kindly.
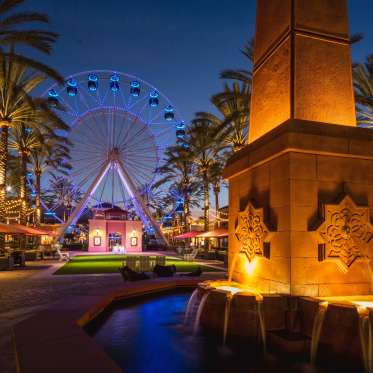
[[88, 207, 142, 252]]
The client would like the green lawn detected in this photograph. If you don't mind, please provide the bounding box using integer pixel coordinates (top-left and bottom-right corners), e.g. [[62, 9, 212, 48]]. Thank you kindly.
[[54, 254, 222, 275]]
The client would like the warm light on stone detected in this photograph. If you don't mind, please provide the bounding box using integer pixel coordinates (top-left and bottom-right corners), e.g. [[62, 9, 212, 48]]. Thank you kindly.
[[224, 0, 373, 297], [249, 0, 356, 143]]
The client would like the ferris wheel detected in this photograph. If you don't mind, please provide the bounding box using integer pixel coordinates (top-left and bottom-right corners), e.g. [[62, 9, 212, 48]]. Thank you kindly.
[[44, 70, 185, 243]]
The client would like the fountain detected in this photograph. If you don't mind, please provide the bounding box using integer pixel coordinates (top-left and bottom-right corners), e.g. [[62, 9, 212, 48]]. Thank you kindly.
[[356, 304, 373, 373], [183, 288, 199, 325], [184, 0, 373, 370], [193, 288, 212, 335], [310, 301, 329, 365]]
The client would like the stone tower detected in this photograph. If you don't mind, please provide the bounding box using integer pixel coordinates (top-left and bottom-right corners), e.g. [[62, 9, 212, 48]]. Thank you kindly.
[[249, 0, 356, 143], [224, 0, 373, 296]]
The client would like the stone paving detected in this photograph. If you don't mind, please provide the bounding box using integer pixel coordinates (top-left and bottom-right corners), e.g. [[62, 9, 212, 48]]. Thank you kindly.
[[0, 260, 225, 373], [0, 262, 124, 373]]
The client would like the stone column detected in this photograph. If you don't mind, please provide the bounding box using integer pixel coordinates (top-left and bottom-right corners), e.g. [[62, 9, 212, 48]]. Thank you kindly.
[[249, 0, 356, 143], [225, 0, 373, 297]]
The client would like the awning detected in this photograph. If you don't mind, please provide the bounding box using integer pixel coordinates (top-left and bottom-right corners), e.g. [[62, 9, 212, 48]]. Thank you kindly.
[[174, 231, 202, 239], [0, 223, 55, 236], [197, 229, 228, 238], [0, 223, 27, 234]]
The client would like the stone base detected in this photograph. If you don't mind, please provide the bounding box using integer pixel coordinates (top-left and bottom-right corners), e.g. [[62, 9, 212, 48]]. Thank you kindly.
[[224, 120, 373, 296], [194, 281, 367, 367]]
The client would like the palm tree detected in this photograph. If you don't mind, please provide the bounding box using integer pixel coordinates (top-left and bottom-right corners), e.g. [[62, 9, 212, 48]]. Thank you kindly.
[[188, 118, 224, 233], [156, 145, 198, 230], [220, 39, 253, 89], [45, 175, 81, 223], [9, 127, 71, 225], [0, 0, 62, 82], [0, 56, 68, 224], [208, 159, 227, 228], [353, 54, 373, 128], [196, 82, 250, 153], [29, 136, 71, 225]]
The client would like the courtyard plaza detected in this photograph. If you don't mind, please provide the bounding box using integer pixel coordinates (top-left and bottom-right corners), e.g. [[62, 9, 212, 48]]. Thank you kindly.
[[0, 253, 225, 373]]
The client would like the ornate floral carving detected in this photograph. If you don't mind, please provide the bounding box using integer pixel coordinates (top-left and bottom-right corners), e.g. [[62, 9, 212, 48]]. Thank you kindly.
[[235, 202, 269, 262], [317, 195, 373, 271]]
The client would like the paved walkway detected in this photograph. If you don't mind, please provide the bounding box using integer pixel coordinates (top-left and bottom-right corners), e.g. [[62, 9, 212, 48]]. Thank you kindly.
[[0, 260, 225, 373]]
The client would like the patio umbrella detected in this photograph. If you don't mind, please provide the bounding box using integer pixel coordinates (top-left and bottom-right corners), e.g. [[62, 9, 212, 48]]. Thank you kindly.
[[10, 224, 55, 236], [0, 223, 26, 234], [0, 223, 54, 236], [174, 231, 202, 239], [196, 229, 228, 238]]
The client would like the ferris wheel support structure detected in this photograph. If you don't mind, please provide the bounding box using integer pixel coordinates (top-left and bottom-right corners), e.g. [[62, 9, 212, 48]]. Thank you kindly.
[[55, 148, 169, 246]]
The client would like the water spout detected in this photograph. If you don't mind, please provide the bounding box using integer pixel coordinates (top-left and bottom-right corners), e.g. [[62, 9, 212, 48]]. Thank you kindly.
[[193, 290, 211, 335], [257, 301, 267, 353], [310, 301, 329, 365], [222, 293, 233, 345], [184, 288, 199, 325], [357, 305, 373, 373], [228, 252, 240, 283]]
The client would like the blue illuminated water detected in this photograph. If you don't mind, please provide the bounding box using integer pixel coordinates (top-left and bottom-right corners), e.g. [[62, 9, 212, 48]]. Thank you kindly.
[[88, 290, 262, 373], [87, 291, 325, 373]]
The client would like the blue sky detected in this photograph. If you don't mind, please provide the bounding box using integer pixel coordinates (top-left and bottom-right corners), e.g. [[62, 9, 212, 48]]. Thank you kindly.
[[25, 0, 373, 122], [23, 0, 373, 214]]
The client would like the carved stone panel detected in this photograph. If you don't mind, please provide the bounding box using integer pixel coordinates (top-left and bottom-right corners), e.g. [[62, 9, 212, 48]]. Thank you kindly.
[[317, 195, 373, 272], [235, 202, 269, 262]]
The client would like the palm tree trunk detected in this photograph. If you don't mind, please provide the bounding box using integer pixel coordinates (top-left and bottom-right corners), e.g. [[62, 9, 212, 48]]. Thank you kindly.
[[214, 185, 220, 229], [0, 124, 9, 251], [19, 151, 27, 226], [35, 171, 42, 226], [203, 170, 209, 255], [0, 125, 9, 220]]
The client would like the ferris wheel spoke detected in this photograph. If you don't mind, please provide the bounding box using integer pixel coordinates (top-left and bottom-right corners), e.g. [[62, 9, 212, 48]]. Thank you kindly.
[[128, 101, 148, 124], [71, 160, 106, 180], [118, 126, 149, 150], [77, 87, 97, 112], [80, 83, 101, 107], [71, 148, 105, 157], [118, 87, 129, 110], [127, 94, 148, 111], [57, 95, 79, 118]]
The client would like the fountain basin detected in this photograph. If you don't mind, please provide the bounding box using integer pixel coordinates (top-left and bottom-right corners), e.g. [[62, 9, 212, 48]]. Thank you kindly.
[[190, 280, 371, 370]]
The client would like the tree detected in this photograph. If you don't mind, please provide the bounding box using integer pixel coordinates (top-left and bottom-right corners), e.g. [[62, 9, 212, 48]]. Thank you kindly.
[[0, 56, 68, 224], [353, 54, 373, 128], [45, 175, 82, 223], [155, 145, 199, 230], [220, 39, 253, 89], [196, 82, 250, 153], [0, 0, 62, 82], [29, 134, 71, 225], [208, 159, 227, 228], [187, 118, 224, 233]]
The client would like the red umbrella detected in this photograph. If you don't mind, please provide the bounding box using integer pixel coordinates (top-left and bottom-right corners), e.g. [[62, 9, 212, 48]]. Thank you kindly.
[[0, 223, 27, 234]]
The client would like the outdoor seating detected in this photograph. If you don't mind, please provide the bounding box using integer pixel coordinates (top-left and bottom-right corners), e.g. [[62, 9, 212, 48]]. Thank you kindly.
[[155, 255, 166, 266], [183, 248, 199, 262], [0, 256, 14, 271], [125, 256, 138, 271], [139, 256, 151, 272], [180, 266, 203, 277], [175, 247, 184, 256], [119, 266, 150, 281], [112, 245, 126, 255], [56, 248, 70, 261], [11, 251, 26, 267], [153, 264, 176, 277]]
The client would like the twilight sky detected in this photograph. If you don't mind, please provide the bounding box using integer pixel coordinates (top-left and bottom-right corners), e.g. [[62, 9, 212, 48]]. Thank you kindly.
[[25, 0, 373, 123], [23, 0, 373, 213]]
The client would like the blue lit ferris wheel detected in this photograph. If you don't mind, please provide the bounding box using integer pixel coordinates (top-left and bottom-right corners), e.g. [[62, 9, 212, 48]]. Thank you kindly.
[[44, 70, 185, 242]]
